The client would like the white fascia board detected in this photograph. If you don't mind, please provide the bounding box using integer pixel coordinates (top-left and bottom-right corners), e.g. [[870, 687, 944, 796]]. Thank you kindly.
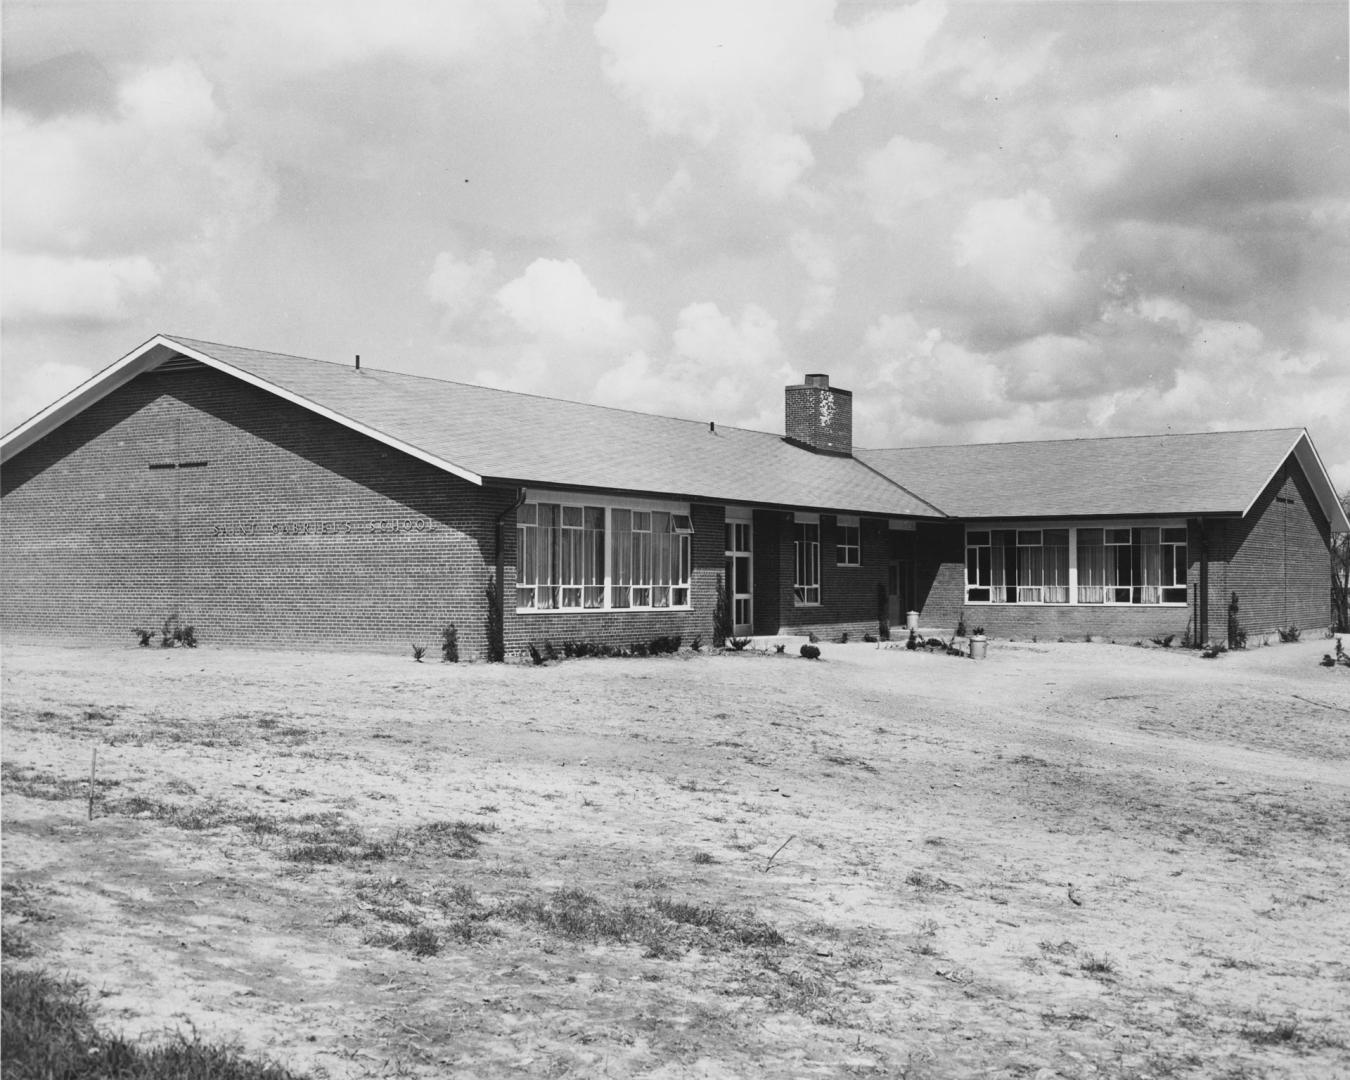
[[0, 334, 171, 463], [1293, 432, 1350, 533], [1242, 430, 1348, 533], [2, 335, 484, 486]]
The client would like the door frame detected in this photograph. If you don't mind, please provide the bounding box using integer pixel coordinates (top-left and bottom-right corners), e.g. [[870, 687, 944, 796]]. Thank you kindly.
[[725, 511, 753, 636]]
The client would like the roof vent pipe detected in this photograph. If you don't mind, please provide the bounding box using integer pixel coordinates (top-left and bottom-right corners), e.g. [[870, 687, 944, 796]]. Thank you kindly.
[[355, 354, 360, 371]]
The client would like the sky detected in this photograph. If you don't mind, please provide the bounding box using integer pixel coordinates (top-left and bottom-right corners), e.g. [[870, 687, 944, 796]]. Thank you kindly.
[[3, 0, 1348, 491]]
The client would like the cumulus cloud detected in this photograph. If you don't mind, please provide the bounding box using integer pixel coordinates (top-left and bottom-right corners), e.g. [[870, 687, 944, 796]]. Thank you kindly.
[[2, 59, 274, 325], [788, 230, 839, 331], [495, 258, 651, 351], [952, 191, 1088, 332], [595, 0, 945, 198], [471, 258, 656, 397], [427, 248, 497, 324], [595, 301, 793, 429], [2, 254, 161, 324]]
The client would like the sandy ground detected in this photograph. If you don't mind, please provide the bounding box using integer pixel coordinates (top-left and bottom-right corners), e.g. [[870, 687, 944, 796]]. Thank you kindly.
[[2, 636, 1349, 1079]]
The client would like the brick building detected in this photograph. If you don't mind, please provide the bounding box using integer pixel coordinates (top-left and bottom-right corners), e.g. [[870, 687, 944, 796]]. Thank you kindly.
[[2, 335, 1345, 655]]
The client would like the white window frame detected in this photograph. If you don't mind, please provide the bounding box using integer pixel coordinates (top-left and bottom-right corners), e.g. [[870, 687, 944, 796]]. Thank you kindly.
[[835, 515, 860, 567], [794, 514, 821, 606], [964, 520, 1188, 607], [516, 491, 694, 614]]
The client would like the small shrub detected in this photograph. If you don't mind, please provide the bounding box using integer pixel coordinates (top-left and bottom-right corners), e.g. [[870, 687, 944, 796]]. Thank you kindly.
[[800, 644, 821, 660], [411, 644, 426, 663], [528, 643, 545, 665], [485, 578, 505, 662], [713, 572, 732, 648], [132, 628, 154, 648], [441, 623, 459, 662], [956, 614, 968, 637], [774, 643, 786, 653], [1227, 592, 1248, 649], [1151, 634, 1176, 648], [839, 631, 849, 644], [876, 582, 890, 641], [1278, 625, 1301, 643], [179, 624, 197, 648], [1080, 954, 1116, 976], [543, 640, 559, 661], [862, 633, 877, 643], [727, 637, 752, 652], [690, 635, 703, 652], [692, 851, 716, 865]]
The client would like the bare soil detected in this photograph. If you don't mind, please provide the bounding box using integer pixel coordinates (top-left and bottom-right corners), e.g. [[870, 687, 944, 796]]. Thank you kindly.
[[3, 637, 1348, 1078]]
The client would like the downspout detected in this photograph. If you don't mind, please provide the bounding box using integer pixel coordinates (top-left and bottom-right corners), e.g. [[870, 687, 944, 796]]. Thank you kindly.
[[1197, 517, 1209, 644], [493, 488, 528, 654]]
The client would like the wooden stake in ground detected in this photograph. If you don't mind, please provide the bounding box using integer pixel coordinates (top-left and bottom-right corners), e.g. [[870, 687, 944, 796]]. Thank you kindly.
[[88, 746, 97, 820]]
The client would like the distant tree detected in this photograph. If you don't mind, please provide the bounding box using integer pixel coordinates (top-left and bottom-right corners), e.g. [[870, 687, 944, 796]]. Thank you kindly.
[[1334, 489, 1350, 632]]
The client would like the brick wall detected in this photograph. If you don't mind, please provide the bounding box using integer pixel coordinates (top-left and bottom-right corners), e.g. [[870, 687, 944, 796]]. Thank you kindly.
[[912, 521, 1194, 641], [1, 370, 743, 658], [783, 379, 853, 456], [1205, 457, 1333, 641], [1, 367, 513, 655], [773, 514, 890, 640]]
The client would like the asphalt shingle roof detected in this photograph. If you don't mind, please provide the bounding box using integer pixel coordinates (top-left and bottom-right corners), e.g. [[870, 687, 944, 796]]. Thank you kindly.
[[167, 337, 942, 518], [856, 429, 1309, 519]]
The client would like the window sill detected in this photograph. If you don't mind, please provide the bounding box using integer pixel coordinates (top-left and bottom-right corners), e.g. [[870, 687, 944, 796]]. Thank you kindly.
[[962, 600, 1189, 608], [515, 606, 694, 615]]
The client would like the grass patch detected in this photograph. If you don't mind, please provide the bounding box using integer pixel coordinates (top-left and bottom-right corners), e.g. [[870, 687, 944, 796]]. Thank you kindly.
[[1, 762, 116, 801], [362, 926, 441, 957], [1, 967, 305, 1080], [502, 887, 786, 955]]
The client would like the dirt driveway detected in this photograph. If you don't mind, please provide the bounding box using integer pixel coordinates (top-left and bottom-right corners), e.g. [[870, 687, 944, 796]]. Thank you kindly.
[[3, 637, 1348, 1078]]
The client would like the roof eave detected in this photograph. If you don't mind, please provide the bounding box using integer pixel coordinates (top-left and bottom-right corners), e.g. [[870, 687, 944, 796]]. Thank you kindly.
[[1, 334, 485, 486], [1238, 430, 1348, 533], [484, 475, 946, 520]]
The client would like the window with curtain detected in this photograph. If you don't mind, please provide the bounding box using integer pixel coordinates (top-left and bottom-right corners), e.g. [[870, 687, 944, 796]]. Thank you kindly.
[[520, 501, 691, 612], [977, 525, 1185, 605]]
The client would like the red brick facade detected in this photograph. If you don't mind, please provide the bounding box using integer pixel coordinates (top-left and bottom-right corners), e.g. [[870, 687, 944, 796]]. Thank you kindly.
[[900, 455, 1334, 642], [1, 365, 1336, 653], [1200, 460, 1333, 643], [0, 367, 729, 656]]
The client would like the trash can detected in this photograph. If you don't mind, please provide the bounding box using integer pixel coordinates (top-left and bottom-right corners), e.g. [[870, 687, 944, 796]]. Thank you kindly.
[[969, 634, 988, 660], [905, 611, 919, 631]]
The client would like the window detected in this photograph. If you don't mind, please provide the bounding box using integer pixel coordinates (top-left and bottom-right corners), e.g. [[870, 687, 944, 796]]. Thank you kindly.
[[966, 530, 991, 602], [519, 499, 691, 612], [835, 517, 860, 566], [794, 522, 820, 605], [517, 502, 604, 610], [971, 524, 1186, 606], [1160, 527, 1188, 604], [975, 528, 1068, 604]]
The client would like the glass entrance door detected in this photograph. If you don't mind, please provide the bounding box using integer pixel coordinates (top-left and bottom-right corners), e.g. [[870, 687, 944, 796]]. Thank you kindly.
[[725, 520, 753, 636]]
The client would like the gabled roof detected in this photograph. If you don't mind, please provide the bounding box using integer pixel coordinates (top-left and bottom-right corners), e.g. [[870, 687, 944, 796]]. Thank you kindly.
[[5, 334, 1343, 532], [0, 334, 942, 519], [858, 430, 1350, 531]]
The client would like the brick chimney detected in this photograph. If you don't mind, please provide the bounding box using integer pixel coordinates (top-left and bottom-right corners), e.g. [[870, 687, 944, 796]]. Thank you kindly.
[[784, 373, 852, 456]]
